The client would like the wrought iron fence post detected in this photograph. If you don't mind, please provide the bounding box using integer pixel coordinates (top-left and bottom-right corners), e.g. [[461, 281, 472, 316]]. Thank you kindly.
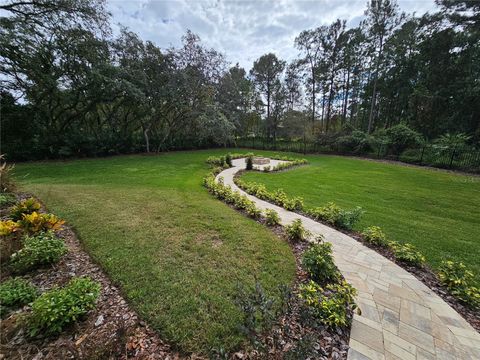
[[419, 145, 425, 164], [449, 146, 457, 168]]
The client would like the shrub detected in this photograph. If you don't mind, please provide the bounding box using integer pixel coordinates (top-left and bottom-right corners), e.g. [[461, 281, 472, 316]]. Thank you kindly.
[[245, 156, 253, 170], [308, 202, 362, 230], [225, 153, 232, 167], [0, 193, 16, 207], [336, 207, 363, 230], [298, 280, 357, 328], [245, 202, 261, 219], [361, 226, 388, 246], [285, 219, 311, 242], [384, 123, 422, 155], [0, 154, 15, 192], [206, 156, 224, 167], [0, 219, 20, 236], [438, 260, 480, 308], [264, 208, 280, 226], [0, 277, 39, 317], [389, 242, 425, 266], [18, 212, 65, 234], [302, 242, 340, 285], [10, 198, 42, 221], [28, 277, 101, 336], [10, 232, 67, 273], [263, 165, 271, 172]]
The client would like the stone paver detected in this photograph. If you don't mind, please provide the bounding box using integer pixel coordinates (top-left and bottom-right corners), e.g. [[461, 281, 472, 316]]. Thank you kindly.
[[216, 158, 480, 360]]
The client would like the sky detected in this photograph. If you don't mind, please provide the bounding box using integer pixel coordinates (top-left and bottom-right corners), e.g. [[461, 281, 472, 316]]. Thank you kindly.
[[107, 0, 437, 70]]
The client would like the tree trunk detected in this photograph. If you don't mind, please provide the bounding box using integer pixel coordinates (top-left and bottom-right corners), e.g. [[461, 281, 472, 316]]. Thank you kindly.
[[367, 35, 384, 134], [342, 69, 351, 124]]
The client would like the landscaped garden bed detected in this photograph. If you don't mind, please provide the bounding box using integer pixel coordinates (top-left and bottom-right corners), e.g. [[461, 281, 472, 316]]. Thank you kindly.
[[0, 194, 176, 359], [234, 156, 480, 331]]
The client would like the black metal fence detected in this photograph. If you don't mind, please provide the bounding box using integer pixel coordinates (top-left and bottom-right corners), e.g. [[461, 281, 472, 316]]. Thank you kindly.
[[235, 138, 480, 173]]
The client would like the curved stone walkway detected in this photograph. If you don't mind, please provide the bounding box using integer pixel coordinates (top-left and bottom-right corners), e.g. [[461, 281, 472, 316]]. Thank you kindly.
[[217, 158, 480, 360]]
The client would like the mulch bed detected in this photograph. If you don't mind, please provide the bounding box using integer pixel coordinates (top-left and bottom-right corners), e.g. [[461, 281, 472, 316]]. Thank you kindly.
[[0, 195, 187, 360]]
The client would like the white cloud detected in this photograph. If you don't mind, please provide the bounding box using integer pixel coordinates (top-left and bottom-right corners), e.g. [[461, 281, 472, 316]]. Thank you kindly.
[[107, 0, 437, 70]]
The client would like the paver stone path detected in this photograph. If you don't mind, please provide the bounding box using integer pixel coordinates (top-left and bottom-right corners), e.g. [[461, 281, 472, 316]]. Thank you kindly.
[[216, 158, 480, 360]]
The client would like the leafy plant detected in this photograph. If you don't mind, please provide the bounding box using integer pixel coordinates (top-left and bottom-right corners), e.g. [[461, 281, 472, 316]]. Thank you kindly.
[[361, 226, 388, 246], [264, 208, 280, 226], [245, 156, 253, 170], [308, 202, 362, 230], [0, 219, 19, 236], [28, 277, 101, 336], [225, 153, 232, 167], [336, 207, 363, 230], [263, 165, 271, 172], [298, 279, 357, 328], [245, 202, 261, 219], [10, 197, 42, 221], [389, 242, 425, 266], [0, 277, 39, 317], [0, 193, 16, 207], [10, 232, 67, 273], [285, 219, 311, 242], [302, 242, 339, 285], [438, 260, 480, 308], [18, 212, 65, 234]]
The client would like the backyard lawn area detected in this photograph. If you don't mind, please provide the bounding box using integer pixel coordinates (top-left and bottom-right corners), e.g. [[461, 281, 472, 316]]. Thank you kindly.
[[12, 149, 296, 354], [241, 153, 480, 285]]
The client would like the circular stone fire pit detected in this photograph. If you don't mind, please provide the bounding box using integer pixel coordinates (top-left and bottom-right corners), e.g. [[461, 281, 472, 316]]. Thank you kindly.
[[252, 157, 270, 165]]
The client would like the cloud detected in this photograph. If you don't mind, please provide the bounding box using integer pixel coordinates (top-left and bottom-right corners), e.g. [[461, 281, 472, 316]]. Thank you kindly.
[[107, 0, 437, 70]]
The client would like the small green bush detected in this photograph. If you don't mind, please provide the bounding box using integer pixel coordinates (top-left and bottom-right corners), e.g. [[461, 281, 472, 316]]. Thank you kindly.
[[390, 242, 425, 267], [10, 197, 41, 221], [361, 226, 388, 246], [245, 156, 253, 170], [438, 260, 480, 308], [0, 277, 39, 317], [264, 208, 280, 226], [225, 153, 232, 167], [302, 242, 339, 285], [245, 202, 261, 219], [10, 232, 67, 273], [28, 277, 101, 336], [308, 202, 362, 230], [285, 219, 311, 242], [0, 193, 16, 208], [298, 280, 357, 328]]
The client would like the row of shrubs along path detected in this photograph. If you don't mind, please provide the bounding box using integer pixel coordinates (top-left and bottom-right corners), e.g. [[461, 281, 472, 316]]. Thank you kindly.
[[217, 158, 480, 360]]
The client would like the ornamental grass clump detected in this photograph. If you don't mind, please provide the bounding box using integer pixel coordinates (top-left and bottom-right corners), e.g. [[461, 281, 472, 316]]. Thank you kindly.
[[0, 277, 39, 317], [438, 260, 480, 309], [285, 219, 311, 242], [361, 226, 388, 246], [28, 277, 100, 336], [10, 232, 67, 274]]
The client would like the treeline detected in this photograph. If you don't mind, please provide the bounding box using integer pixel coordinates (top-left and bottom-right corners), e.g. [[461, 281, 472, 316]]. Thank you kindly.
[[1, 0, 479, 160]]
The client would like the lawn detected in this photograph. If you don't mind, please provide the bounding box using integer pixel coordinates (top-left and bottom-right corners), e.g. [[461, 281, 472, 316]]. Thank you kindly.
[[240, 153, 480, 285], [12, 150, 296, 355]]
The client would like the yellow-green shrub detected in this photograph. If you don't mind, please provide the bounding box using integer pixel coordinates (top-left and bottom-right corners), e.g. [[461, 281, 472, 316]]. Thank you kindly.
[[361, 226, 388, 246], [10, 198, 41, 221], [438, 260, 480, 308], [18, 212, 65, 234]]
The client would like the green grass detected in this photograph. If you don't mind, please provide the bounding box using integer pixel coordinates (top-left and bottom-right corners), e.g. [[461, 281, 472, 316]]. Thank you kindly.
[[12, 150, 296, 354], [240, 153, 480, 285]]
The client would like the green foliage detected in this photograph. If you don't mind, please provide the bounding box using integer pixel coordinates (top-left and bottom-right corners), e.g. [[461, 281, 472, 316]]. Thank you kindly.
[[361, 226, 388, 246], [0, 277, 39, 317], [438, 261, 480, 308], [335, 130, 371, 153], [245, 156, 253, 170], [245, 202, 261, 219], [302, 241, 340, 285], [225, 153, 232, 167], [389, 242, 425, 266], [0, 155, 15, 192], [285, 219, 311, 242], [298, 280, 357, 328], [308, 202, 363, 230], [435, 133, 471, 149], [206, 156, 226, 167], [0, 193, 16, 207], [264, 208, 280, 226], [28, 277, 101, 336], [271, 159, 308, 172], [10, 197, 41, 221], [10, 232, 67, 273], [384, 124, 422, 155], [17, 211, 65, 234]]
